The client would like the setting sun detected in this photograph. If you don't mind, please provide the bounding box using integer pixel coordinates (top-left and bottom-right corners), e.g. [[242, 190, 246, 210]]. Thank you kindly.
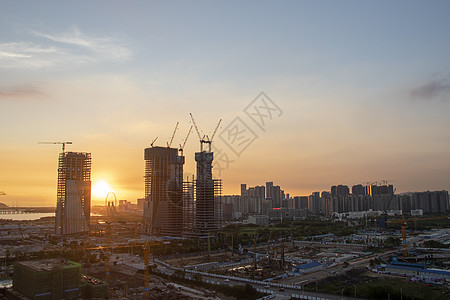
[[92, 180, 113, 199]]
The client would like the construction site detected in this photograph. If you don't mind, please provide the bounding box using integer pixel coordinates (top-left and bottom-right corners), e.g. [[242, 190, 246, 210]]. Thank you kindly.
[[143, 116, 223, 238], [2, 122, 450, 299], [2, 207, 450, 299]]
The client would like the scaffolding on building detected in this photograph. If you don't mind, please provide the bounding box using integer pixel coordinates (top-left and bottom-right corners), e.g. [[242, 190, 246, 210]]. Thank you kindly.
[[194, 179, 222, 237], [183, 178, 195, 235], [56, 152, 91, 235], [144, 147, 184, 237]]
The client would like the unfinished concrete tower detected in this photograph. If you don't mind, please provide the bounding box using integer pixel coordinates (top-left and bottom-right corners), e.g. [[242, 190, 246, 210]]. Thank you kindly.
[[144, 146, 184, 236], [194, 151, 222, 236], [55, 152, 91, 235], [190, 113, 223, 236]]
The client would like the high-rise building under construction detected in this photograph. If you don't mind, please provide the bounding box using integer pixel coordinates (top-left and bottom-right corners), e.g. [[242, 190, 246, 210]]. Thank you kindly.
[[55, 152, 91, 235], [194, 150, 222, 236], [144, 146, 184, 236]]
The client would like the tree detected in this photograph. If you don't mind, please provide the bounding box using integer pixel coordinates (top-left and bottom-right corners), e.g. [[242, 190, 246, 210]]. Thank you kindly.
[[424, 240, 447, 248], [384, 237, 401, 248]]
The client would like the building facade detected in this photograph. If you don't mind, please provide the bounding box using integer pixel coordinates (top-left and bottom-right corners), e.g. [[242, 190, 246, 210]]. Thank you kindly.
[[55, 152, 91, 235], [194, 150, 222, 236], [144, 146, 184, 236]]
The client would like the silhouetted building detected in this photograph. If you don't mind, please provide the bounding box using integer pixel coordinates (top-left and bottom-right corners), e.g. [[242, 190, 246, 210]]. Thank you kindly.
[[266, 181, 274, 199], [352, 184, 365, 196], [365, 184, 394, 197], [55, 152, 91, 235], [241, 184, 247, 197], [365, 184, 395, 210], [273, 185, 282, 208], [300, 196, 309, 210], [321, 191, 333, 216], [194, 150, 222, 236], [240, 184, 265, 214], [309, 192, 321, 213], [144, 146, 184, 236], [331, 185, 349, 197], [412, 191, 448, 214]]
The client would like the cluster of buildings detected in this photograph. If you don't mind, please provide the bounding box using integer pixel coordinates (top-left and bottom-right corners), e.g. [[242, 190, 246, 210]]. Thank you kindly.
[[54, 137, 222, 238], [51, 144, 448, 237], [142, 145, 222, 237], [222, 182, 449, 223]]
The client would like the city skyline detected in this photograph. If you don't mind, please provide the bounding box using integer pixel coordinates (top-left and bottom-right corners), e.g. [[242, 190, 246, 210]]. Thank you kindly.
[[2, 1, 450, 206]]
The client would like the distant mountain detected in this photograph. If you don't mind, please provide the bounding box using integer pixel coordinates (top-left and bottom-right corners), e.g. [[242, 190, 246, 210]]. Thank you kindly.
[[0, 202, 9, 208]]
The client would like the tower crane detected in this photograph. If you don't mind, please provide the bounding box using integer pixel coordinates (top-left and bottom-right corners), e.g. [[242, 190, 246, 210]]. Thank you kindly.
[[167, 122, 179, 148], [210, 119, 222, 142], [189, 113, 222, 152], [150, 137, 158, 147], [179, 125, 193, 156], [401, 212, 407, 256], [384, 188, 397, 212], [38, 141, 72, 153]]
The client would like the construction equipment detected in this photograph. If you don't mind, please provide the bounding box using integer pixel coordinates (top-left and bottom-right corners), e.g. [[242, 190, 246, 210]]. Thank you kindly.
[[144, 241, 150, 299], [209, 118, 221, 142], [189, 113, 222, 152], [387, 214, 448, 256], [38, 141, 72, 153], [167, 122, 179, 148], [179, 125, 193, 156], [401, 213, 407, 256], [384, 188, 397, 212], [150, 137, 158, 147]]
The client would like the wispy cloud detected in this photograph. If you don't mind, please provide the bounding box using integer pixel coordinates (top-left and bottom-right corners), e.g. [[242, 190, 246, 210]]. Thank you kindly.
[[0, 83, 46, 100], [0, 26, 133, 69], [32, 26, 133, 61], [410, 74, 450, 101], [0, 42, 69, 68]]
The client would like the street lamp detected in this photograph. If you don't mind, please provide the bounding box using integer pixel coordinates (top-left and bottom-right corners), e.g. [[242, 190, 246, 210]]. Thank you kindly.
[[341, 288, 345, 300], [353, 285, 357, 299]]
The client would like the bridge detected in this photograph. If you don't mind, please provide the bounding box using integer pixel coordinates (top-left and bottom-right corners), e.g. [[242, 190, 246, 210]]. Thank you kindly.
[[0, 207, 55, 214]]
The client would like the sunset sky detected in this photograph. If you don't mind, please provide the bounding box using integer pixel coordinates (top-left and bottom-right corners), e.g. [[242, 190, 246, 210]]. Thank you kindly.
[[1, 1, 450, 207]]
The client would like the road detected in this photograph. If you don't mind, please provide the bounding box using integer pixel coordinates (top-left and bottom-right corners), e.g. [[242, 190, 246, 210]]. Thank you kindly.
[[154, 259, 365, 300]]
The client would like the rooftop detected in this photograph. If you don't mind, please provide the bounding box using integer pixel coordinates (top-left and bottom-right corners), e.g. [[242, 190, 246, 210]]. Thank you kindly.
[[18, 259, 79, 272], [294, 261, 322, 269]]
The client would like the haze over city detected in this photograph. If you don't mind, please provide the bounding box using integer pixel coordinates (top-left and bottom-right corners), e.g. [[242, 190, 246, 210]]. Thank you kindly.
[[2, 1, 450, 207]]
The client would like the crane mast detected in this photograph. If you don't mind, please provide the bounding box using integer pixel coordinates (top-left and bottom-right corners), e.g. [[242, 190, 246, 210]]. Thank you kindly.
[[189, 113, 222, 152], [167, 122, 179, 148], [38, 141, 72, 153], [150, 137, 158, 147], [179, 125, 193, 156]]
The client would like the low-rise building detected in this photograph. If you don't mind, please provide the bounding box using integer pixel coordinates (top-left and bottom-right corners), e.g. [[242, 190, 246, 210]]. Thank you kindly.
[[246, 215, 269, 226], [292, 261, 324, 274]]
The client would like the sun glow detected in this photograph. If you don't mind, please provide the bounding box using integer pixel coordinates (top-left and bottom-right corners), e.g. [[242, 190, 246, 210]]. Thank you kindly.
[[92, 180, 113, 199]]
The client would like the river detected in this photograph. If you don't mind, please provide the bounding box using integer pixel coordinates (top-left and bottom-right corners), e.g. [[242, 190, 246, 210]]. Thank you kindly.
[[0, 212, 55, 221]]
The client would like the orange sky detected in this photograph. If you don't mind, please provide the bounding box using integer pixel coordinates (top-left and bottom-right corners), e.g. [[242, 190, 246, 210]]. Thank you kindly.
[[2, 2, 450, 207]]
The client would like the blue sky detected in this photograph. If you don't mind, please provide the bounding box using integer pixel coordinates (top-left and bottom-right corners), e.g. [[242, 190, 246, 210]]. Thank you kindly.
[[1, 1, 450, 206]]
